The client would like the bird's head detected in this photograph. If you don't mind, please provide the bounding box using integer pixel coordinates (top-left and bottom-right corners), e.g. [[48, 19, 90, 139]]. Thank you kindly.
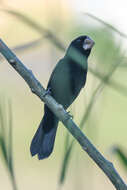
[[66, 35, 95, 59]]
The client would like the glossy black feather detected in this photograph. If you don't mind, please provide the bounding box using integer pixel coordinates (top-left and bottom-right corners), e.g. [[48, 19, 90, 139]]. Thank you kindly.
[[30, 36, 94, 159]]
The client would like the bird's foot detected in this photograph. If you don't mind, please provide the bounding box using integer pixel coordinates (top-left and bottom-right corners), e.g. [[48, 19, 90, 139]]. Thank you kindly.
[[67, 111, 73, 119], [43, 87, 51, 97]]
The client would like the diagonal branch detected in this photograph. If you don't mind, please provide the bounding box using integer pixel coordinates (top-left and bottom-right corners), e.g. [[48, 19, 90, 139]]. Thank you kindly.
[[0, 39, 126, 190]]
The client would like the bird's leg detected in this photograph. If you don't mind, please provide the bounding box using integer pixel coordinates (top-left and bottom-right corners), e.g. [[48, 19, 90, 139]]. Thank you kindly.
[[43, 87, 52, 97]]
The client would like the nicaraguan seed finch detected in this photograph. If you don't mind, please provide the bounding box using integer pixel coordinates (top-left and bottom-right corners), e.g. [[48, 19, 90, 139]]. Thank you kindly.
[[30, 36, 95, 160]]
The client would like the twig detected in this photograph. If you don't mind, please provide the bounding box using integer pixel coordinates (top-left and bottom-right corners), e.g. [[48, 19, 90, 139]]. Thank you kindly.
[[1, 8, 65, 51], [84, 13, 127, 39], [0, 39, 126, 190]]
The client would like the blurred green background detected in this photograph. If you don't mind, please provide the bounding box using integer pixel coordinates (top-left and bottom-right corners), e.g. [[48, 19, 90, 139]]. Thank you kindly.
[[0, 0, 127, 190]]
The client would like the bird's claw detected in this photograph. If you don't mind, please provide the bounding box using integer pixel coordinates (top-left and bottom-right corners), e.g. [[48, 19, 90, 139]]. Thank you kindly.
[[67, 111, 73, 119], [43, 87, 51, 97]]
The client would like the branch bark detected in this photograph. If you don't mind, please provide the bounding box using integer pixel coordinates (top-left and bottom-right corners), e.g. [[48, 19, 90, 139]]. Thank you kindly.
[[0, 39, 126, 190]]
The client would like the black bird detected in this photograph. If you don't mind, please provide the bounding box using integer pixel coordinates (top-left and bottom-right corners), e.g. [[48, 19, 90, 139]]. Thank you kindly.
[[30, 35, 94, 160]]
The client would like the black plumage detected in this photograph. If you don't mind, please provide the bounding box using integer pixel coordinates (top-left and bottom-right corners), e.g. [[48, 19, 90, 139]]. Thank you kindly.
[[30, 35, 94, 159]]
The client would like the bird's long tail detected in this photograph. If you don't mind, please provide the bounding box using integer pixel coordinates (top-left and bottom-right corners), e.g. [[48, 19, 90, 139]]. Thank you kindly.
[[30, 106, 58, 160]]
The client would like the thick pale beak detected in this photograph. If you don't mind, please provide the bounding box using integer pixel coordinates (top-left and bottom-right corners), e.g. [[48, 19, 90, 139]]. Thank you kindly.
[[83, 37, 95, 50]]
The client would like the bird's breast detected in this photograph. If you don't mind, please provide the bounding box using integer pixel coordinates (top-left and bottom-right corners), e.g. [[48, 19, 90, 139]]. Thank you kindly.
[[48, 59, 87, 109]]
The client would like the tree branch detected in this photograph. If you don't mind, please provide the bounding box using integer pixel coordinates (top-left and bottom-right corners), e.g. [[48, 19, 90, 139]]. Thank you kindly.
[[0, 39, 126, 190]]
